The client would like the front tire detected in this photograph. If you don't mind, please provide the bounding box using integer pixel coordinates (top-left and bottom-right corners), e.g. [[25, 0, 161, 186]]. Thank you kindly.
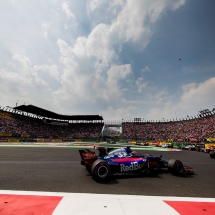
[[91, 160, 111, 182], [209, 151, 215, 158], [168, 159, 184, 175]]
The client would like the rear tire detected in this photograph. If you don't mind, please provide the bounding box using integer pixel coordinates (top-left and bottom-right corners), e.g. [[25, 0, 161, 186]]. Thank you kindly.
[[91, 160, 111, 182], [209, 151, 215, 158], [168, 159, 184, 175]]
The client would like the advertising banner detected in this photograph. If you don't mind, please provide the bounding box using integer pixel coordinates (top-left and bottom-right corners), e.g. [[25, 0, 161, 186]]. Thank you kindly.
[[44, 139, 52, 142], [206, 138, 215, 142], [147, 142, 160, 146], [52, 139, 62, 142], [63, 139, 74, 142], [21, 134, 30, 137], [0, 133, 12, 137], [8, 139, 19, 142], [151, 142, 160, 146], [189, 138, 198, 142], [173, 142, 187, 148], [205, 143, 215, 148], [128, 141, 136, 145]]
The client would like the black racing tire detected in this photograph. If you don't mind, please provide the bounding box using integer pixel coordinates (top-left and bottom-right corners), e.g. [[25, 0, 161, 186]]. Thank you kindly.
[[91, 160, 111, 182], [168, 159, 184, 175], [195, 147, 200, 152], [209, 151, 215, 158]]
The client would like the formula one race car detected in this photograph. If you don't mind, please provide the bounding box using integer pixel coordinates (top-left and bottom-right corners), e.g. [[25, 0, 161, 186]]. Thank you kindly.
[[79, 146, 194, 182]]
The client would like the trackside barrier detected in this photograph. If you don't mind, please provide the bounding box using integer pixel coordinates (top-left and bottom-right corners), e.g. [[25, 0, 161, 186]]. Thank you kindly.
[[37, 139, 44, 142], [128, 141, 137, 144], [172, 142, 187, 148], [149, 142, 160, 146], [146, 142, 173, 147], [0, 138, 101, 143], [44, 139, 52, 142], [0, 139, 8, 142]]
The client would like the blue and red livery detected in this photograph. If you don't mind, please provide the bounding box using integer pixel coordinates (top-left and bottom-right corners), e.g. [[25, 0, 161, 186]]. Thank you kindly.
[[79, 146, 194, 182]]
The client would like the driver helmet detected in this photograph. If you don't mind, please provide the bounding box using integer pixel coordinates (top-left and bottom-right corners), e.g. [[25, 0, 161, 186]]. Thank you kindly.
[[124, 146, 132, 154]]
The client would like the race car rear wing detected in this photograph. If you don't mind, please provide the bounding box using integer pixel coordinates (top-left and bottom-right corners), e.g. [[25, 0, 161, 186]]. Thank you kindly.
[[79, 149, 97, 166], [79, 147, 115, 167]]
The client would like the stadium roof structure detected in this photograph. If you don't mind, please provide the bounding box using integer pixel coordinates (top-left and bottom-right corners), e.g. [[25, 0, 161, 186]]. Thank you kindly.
[[13, 105, 103, 121]]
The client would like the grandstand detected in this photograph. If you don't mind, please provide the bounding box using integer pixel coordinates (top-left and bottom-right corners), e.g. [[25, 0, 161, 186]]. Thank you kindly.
[[0, 105, 104, 142], [0, 105, 215, 143]]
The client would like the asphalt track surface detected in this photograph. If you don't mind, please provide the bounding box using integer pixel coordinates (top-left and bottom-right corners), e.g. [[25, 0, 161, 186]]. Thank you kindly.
[[0, 146, 215, 198]]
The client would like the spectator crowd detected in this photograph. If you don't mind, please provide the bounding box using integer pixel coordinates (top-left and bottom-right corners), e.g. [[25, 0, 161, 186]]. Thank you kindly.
[[1, 110, 215, 142], [122, 116, 215, 141], [0, 110, 103, 140]]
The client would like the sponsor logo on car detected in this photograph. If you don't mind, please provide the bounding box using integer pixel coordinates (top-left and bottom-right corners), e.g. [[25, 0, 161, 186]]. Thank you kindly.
[[120, 162, 144, 172], [83, 152, 97, 159]]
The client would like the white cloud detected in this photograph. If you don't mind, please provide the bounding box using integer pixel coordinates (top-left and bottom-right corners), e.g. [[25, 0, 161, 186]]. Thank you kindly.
[[146, 100, 178, 121], [55, 39, 132, 104], [136, 77, 148, 92], [146, 77, 215, 120], [181, 77, 215, 105], [0, 53, 55, 109], [62, 1, 76, 19], [107, 64, 131, 80], [101, 105, 137, 120], [12, 54, 47, 87], [42, 22, 51, 38], [74, 24, 117, 64], [154, 89, 169, 103], [88, 0, 105, 11], [54, 0, 188, 118], [33, 64, 60, 82], [0, 0, 193, 120], [141, 66, 151, 73], [88, 0, 124, 12], [171, 0, 186, 10]]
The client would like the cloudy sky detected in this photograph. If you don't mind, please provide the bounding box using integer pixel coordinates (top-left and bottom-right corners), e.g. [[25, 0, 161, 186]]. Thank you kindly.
[[0, 0, 215, 121]]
